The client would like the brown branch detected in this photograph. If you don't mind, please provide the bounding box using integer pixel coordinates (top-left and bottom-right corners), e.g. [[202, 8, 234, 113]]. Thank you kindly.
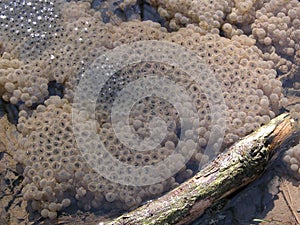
[[106, 113, 300, 225]]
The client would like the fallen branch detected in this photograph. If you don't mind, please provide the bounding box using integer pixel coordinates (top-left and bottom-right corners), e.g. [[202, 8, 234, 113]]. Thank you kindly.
[[106, 113, 300, 225]]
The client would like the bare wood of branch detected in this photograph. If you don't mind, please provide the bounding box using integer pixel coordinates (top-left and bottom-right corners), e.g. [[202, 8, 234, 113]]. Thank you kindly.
[[106, 113, 300, 225]]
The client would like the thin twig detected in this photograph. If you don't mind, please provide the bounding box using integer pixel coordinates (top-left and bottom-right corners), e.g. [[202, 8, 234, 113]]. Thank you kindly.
[[281, 179, 300, 225]]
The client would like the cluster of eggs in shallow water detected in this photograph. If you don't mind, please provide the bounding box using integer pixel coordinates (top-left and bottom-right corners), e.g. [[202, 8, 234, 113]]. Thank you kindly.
[[0, 0, 299, 221]]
